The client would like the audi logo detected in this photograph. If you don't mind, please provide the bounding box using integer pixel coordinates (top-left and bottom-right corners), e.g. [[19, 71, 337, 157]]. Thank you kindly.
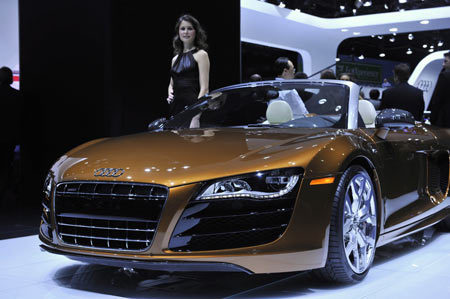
[[93, 168, 125, 177], [417, 80, 432, 92]]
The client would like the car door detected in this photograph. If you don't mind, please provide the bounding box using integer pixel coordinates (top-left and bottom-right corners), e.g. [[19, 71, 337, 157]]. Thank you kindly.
[[373, 124, 437, 231]]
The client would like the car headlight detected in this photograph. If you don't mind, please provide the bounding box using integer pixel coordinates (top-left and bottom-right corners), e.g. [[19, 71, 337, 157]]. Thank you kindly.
[[196, 168, 302, 200]]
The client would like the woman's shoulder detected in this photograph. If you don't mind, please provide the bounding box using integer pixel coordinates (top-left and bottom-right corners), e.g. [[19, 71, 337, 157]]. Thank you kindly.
[[171, 55, 179, 65], [193, 49, 209, 63]]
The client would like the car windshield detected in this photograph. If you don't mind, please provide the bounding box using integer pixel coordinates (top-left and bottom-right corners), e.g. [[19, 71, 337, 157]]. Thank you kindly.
[[164, 82, 350, 130]]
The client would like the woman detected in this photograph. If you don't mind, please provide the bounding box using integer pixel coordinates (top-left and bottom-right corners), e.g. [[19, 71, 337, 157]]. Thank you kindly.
[[167, 14, 210, 117]]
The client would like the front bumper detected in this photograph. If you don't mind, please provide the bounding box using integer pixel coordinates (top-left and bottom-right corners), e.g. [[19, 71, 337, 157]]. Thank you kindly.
[[40, 178, 339, 274]]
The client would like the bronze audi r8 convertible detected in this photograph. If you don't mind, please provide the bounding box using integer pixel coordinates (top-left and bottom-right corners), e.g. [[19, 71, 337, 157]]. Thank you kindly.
[[40, 80, 450, 283]]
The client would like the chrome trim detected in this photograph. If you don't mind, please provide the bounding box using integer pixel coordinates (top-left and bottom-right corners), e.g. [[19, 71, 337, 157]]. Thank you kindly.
[[59, 233, 151, 243], [57, 221, 155, 232], [93, 168, 125, 177]]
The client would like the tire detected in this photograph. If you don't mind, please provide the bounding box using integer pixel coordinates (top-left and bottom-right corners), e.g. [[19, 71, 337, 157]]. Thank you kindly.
[[313, 165, 378, 283]]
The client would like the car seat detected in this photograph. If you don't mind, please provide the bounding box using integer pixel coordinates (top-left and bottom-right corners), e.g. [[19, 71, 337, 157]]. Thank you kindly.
[[358, 99, 377, 128], [266, 100, 293, 124]]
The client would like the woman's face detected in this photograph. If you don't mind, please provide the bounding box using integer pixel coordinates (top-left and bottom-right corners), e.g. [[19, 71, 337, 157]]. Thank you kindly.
[[179, 20, 196, 45]]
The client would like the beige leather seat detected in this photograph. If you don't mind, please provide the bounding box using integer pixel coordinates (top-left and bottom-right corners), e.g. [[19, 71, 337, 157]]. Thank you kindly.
[[358, 99, 377, 128], [266, 100, 293, 124]]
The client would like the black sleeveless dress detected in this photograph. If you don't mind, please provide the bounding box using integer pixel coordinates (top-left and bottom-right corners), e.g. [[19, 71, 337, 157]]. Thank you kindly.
[[170, 49, 200, 116]]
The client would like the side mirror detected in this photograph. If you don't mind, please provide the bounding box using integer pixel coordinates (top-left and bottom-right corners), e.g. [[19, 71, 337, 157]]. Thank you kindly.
[[375, 109, 415, 140], [375, 108, 415, 129], [148, 117, 166, 132]]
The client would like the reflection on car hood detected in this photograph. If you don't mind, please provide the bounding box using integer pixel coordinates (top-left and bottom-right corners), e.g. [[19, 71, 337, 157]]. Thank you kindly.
[[53, 128, 341, 187]]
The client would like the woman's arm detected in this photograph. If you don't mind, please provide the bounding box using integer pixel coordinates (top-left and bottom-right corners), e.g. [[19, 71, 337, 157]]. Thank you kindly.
[[167, 55, 178, 103], [195, 50, 210, 98]]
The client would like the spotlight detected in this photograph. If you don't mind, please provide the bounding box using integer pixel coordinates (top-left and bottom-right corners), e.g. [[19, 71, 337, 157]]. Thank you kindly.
[[408, 33, 414, 40], [423, 44, 428, 48], [384, 4, 389, 9], [438, 41, 444, 47], [390, 37, 396, 42], [406, 48, 412, 55], [429, 48, 434, 53], [399, 0, 407, 3], [379, 53, 386, 57], [377, 35, 383, 39], [340, 5, 345, 10], [358, 54, 364, 60]]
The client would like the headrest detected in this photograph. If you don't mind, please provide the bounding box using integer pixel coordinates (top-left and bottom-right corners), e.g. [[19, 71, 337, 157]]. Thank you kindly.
[[266, 100, 293, 124]]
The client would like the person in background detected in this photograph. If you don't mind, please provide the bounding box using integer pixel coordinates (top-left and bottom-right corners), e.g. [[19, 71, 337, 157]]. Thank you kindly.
[[368, 88, 381, 110], [294, 71, 313, 102], [382, 78, 391, 88], [167, 14, 210, 117], [428, 51, 450, 127], [339, 73, 353, 81], [273, 57, 308, 118], [294, 72, 308, 79], [380, 63, 424, 121], [249, 73, 262, 82], [0, 66, 22, 201], [320, 69, 336, 79]]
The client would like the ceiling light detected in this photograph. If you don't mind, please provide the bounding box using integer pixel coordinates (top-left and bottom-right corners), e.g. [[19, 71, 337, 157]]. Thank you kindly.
[[423, 44, 428, 48], [389, 28, 398, 32], [384, 4, 389, 9], [430, 45, 434, 49], [363, 1, 372, 7], [335, 58, 341, 62], [340, 5, 345, 10], [420, 20, 429, 25], [390, 37, 396, 42], [352, 8, 357, 14], [408, 33, 414, 40], [438, 41, 444, 47], [406, 48, 412, 55], [379, 53, 386, 57], [399, 0, 407, 3], [429, 48, 434, 53], [358, 55, 364, 60], [377, 35, 383, 39]]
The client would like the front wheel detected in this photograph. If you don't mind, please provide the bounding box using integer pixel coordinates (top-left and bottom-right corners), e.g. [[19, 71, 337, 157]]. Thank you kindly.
[[314, 165, 378, 283]]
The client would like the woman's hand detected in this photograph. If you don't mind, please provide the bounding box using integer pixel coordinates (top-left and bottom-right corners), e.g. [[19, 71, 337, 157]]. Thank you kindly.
[[167, 90, 174, 103]]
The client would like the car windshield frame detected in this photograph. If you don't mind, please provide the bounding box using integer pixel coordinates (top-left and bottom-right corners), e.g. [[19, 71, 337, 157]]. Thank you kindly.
[[163, 80, 360, 131]]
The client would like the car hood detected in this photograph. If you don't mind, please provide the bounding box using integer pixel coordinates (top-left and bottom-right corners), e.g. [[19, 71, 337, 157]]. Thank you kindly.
[[52, 128, 341, 187]]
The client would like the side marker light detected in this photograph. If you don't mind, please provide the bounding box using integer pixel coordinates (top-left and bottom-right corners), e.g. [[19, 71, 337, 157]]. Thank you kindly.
[[310, 177, 335, 185]]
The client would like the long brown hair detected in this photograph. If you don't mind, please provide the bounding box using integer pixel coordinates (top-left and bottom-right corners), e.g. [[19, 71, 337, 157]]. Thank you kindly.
[[172, 14, 208, 55]]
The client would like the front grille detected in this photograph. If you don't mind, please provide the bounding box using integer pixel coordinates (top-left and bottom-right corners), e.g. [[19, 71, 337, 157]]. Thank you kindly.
[[55, 181, 168, 251], [169, 175, 301, 252]]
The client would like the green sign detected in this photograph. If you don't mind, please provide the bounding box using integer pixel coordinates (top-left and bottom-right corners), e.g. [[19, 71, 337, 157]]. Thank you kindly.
[[336, 62, 382, 84]]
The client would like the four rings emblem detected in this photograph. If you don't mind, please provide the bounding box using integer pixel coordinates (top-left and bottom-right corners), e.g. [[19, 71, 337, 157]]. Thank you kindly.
[[94, 168, 125, 177]]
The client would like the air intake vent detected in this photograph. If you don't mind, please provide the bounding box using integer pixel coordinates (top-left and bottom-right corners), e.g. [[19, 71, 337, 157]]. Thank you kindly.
[[428, 153, 449, 196], [55, 181, 168, 251], [169, 170, 302, 252]]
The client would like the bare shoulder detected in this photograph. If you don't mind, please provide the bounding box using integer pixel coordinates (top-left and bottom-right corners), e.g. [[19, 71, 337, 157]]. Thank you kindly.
[[171, 55, 178, 66], [193, 49, 209, 61]]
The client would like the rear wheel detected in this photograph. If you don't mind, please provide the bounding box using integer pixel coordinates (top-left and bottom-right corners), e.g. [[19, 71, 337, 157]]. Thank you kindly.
[[314, 165, 377, 283]]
